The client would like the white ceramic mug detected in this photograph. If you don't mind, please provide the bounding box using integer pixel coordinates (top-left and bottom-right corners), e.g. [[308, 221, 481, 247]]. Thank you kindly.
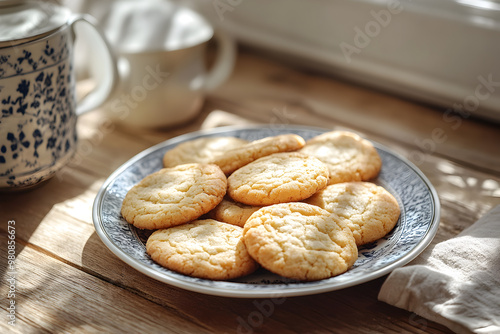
[[96, 1, 235, 128], [0, 1, 117, 190]]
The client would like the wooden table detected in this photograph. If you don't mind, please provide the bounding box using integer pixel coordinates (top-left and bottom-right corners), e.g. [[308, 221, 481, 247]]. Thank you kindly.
[[2, 49, 499, 333]]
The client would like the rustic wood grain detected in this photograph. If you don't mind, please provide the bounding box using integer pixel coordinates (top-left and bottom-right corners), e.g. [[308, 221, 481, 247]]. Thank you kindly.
[[0, 235, 211, 334]]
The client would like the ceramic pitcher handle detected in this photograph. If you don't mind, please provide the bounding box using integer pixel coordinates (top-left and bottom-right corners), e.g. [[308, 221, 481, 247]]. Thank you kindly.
[[70, 15, 118, 116], [203, 29, 236, 91]]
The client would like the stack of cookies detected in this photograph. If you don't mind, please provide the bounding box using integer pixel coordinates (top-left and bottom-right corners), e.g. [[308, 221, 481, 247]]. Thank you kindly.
[[121, 131, 400, 282]]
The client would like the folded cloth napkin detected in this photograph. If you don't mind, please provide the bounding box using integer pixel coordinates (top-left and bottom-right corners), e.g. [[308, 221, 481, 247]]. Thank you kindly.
[[201, 110, 257, 130], [378, 205, 500, 334]]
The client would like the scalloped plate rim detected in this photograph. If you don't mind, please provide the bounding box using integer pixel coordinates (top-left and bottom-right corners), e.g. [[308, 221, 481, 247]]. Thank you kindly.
[[92, 125, 441, 298]]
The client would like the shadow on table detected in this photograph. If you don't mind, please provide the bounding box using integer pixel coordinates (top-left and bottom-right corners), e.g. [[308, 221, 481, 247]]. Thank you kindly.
[[81, 231, 454, 334], [0, 171, 96, 284]]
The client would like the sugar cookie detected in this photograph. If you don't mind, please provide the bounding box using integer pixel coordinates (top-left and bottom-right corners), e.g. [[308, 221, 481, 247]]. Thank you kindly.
[[146, 219, 259, 280], [304, 182, 400, 246], [243, 202, 358, 281], [121, 164, 227, 229], [228, 152, 329, 206], [300, 131, 381, 184], [163, 136, 248, 168], [211, 134, 305, 175], [209, 197, 262, 227]]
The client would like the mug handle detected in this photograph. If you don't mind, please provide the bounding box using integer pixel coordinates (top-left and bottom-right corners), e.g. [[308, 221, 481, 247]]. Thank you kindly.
[[202, 29, 236, 91], [69, 15, 119, 116]]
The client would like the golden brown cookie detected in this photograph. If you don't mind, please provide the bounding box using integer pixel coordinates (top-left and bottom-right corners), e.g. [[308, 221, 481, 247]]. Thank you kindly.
[[208, 197, 262, 227], [146, 219, 259, 280], [299, 131, 381, 184], [162, 136, 248, 168], [121, 164, 227, 229], [210, 134, 306, 175], [243, 202, 358, 281], [304, 182, 400, 246], [227, 152, 329, 206]]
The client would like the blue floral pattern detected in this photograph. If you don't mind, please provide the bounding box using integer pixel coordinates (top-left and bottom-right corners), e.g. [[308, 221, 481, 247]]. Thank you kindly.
[[0, 34, 70, 79], [93, 126, 440, 297], [0, 29, 77, 188]]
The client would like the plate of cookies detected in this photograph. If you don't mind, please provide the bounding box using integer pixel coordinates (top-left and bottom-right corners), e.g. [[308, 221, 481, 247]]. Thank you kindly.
[[93, 125, 440, 297]]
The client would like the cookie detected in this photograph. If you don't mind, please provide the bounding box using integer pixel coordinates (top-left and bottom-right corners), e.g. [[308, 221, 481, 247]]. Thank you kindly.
[[243, 202, 358, 281], [304, 182, 400, 246], [228, 152, 329, 206], [208, 197, 263, 227], [162, 136, 248, 168], [299, 131, 381, 184], [210, 134, 306, 175], [146, 219, 259, 280], [121, 164, 227, 229]]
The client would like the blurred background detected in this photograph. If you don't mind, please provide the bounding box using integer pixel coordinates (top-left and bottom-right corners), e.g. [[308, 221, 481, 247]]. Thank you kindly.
[[65, 0, 500, 123]]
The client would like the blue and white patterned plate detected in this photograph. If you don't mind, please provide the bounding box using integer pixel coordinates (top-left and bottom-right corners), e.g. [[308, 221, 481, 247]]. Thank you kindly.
[[92, 125, 440, 298]]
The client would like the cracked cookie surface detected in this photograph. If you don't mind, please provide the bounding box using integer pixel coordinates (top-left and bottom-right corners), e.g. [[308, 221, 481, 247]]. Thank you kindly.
[[121, 164, 227, 229], [299, 131, 381, 184], [228, 152, 329, 206], [208, 197, 263, 227], [146, 219, 259, 280], [162, 136, 248, 168], [304, 182, 400, 246], [210, 134, 305, 175], [243, 202, 358, 281]]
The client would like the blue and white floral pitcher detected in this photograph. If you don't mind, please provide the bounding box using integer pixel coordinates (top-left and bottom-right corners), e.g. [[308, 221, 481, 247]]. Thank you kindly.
[[0, 1, 117, 190]]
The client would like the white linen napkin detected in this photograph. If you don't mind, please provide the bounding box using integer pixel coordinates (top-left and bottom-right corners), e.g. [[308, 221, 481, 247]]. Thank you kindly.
[[378, 205, 500, 334]]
